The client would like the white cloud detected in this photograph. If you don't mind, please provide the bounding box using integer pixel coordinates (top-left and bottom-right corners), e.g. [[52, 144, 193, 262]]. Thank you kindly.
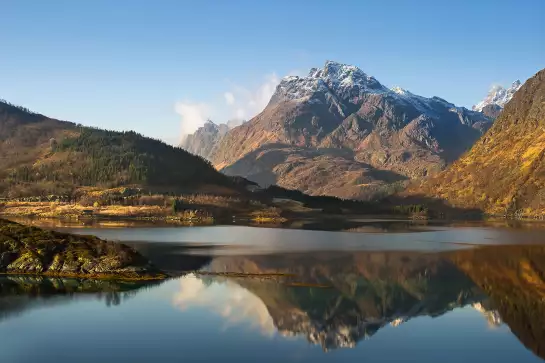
[[223, 73, 280, 126], [174, 101, 210, 142], [175, 72, 284, 141], [224, 92, 235, 105]]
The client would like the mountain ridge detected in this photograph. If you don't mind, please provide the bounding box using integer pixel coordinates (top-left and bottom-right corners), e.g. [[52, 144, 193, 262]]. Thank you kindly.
[[200, 61, 492, 199]]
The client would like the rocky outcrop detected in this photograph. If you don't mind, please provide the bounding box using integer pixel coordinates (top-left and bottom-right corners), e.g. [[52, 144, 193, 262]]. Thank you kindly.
[[0, 219, 165, 279]]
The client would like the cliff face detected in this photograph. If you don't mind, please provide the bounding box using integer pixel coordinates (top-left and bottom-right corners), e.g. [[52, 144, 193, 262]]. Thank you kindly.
[[409, 69, 545, 216]]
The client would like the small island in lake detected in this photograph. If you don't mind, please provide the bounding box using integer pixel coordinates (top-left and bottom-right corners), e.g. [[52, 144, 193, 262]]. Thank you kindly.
[[0, 218, 166, 280]]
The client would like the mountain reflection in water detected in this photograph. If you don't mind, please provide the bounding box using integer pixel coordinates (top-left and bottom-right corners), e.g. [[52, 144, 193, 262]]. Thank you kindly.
[[177, 245, 545, 357], [1, 243, 544, 361], [184, 251, 483, 351]]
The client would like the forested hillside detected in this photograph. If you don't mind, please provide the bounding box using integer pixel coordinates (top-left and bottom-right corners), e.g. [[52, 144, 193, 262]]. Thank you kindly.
[[0, 100, 234, 197]]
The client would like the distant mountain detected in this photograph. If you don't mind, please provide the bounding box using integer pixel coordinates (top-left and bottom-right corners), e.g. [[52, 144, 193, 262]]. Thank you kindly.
[[202, 61, 492, 199], [409, 69, 545, 216], [0, 100, 237, 197], [180, 120, 230, 160], [180, 119, 246, 160], [473, 80, 522, 118]]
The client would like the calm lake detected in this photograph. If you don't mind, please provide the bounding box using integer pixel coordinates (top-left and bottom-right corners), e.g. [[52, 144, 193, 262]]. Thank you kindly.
[[1, 219, 545, 362]]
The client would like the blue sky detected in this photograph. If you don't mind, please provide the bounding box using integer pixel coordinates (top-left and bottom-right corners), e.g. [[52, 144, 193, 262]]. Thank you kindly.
[[1, 0, 543, 144]]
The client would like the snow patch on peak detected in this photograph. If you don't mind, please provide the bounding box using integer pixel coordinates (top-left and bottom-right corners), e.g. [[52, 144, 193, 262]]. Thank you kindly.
[[271, 61, 489, 127], [473, 80, 522, 112], [316, 60, 385, 92], [283, 75, 300, 82], [274, 61, 388, 102], [391, 86, 409, 95]]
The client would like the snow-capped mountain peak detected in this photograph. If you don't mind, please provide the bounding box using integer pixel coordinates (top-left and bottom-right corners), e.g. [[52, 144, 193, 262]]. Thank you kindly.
[[271, 61, 389, 103], [473, 80, 522, 112], [269, 61, 489, 128]]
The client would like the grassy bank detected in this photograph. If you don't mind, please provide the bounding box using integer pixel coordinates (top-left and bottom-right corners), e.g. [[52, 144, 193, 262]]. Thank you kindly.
[[1, 186, 474, 223], [0, 187, 288, 223]]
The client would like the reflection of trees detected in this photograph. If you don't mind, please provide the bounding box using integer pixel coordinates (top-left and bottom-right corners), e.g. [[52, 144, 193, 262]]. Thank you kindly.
[[0, 276, 163, 321], [0, 250, 211, 321]]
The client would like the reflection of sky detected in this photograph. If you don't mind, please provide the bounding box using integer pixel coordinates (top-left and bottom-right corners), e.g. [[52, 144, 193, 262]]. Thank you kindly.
[[0, 277, 542, 363], [172, 275, 277, 336], [62, 225, 545, 254]]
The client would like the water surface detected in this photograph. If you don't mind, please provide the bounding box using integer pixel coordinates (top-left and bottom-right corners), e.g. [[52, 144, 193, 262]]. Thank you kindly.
[[1, 219, 545, 362]]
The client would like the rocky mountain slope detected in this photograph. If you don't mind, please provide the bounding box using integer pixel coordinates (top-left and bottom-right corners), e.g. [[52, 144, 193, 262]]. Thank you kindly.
[[0, 100, 239, 198], [473, 80, 522, 118], [409, 69, 545, 216], [0, 218, 165, 279], [203, 61, 492, 199]]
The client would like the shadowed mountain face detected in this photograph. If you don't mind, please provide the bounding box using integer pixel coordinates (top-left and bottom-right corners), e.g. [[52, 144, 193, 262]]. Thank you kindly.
[[409, 68, 545, 216], [196, 61, 492, 200]]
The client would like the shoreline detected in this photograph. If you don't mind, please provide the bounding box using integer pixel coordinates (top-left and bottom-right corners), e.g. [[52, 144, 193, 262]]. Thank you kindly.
[[0, 200, 288, 224], [0, 271, 167, 281]]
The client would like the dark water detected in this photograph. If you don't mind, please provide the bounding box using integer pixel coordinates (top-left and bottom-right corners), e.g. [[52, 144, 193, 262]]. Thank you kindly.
[[1, 220, 545, 362]]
